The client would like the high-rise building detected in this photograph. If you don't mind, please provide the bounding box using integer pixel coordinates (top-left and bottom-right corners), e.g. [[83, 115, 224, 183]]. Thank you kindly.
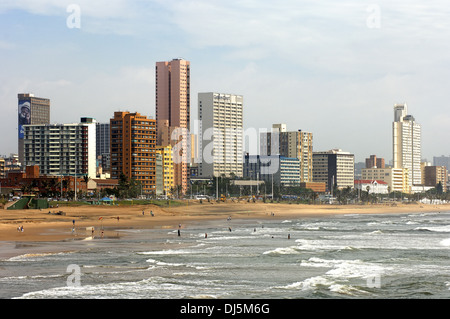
[[433, 155, 450, 171], [18, 93, 50, 165], [260, 124, 313, 182], [312, 149, 355, 192], [424, 166, 448, 192], [0, 157, 5, 179], [23, 117, 97, 178], [190, 133, 198, 166], [155, 153, 163, 196], [155, 58, 190, 194], [365, 155, 385, 169], [110, 111, 156, 195], [96, 122, 110, 172], [198, 92, 244, 178], [393, 103, 421, 187], [96, 123, 110, 157], [156, 145, 174, 196]]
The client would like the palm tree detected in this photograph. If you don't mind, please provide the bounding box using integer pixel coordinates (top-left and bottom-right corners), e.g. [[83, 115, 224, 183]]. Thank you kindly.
[[48, 178, 58, 197], [83, 175, 89, 197], [62, 179, 69, 198]]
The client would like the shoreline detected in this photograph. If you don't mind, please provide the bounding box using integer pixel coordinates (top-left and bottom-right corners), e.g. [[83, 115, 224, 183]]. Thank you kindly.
[[1, 201, 449, 244]]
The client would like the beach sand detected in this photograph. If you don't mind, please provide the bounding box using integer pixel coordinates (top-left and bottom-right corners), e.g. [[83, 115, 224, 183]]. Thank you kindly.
[[1, 201, 449, 242]]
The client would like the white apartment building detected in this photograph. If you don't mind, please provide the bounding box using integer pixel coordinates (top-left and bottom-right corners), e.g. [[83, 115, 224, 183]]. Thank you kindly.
[[23, 117, 97, 178], [198, 92, 243, 178], [393, 103, 421, 186]]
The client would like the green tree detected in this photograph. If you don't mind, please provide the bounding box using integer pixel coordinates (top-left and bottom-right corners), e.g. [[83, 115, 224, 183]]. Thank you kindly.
[[116, 173, 142, 198], [436, 182, 443, 196], [83, 175, 89, 197], [118, 173, 130, 198]]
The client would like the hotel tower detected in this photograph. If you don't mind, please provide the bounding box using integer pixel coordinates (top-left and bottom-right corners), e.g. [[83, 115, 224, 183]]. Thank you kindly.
[[198, 92, 244, 178]]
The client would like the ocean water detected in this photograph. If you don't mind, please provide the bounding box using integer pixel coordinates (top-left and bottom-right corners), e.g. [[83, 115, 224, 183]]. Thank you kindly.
[[1, 210, 450, 299]]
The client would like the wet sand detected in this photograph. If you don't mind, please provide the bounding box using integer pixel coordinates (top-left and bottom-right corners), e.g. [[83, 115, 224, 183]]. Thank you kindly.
[[1, 201, 449, 243]]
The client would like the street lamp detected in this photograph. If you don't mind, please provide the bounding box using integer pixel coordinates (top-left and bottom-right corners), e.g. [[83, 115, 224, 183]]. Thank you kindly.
[[216, 175, 218, 200], [249, 170, 253, 197]]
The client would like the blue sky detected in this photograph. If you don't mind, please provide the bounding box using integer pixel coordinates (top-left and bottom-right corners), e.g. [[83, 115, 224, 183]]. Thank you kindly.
[[1, 0, 449, 163]]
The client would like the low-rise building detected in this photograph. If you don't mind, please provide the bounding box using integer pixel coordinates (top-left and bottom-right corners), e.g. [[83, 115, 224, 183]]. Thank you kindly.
[[244, 154, 301, 187], [424, 166, 448, 192], [354, 180, 389, 194], [361, 167, 409, 193]]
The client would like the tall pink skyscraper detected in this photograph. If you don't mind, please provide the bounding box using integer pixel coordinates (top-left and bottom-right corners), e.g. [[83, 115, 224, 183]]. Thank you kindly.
[[155, 58, 190, 194]]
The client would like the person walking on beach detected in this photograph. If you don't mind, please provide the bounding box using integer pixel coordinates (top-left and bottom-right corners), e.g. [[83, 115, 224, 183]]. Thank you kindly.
[[142, 210, 145, 216]]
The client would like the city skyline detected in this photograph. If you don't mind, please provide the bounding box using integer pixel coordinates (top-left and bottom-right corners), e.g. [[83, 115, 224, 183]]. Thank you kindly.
[[1, 1, 450, 163]]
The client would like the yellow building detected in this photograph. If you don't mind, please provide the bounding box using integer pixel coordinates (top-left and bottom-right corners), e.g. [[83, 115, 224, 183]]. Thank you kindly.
[[156, 145, 174, 196]]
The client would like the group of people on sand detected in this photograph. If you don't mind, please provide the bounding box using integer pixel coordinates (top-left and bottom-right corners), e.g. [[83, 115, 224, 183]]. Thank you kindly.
[[142, 210, 154, 217], [17, 225, 24, 232]]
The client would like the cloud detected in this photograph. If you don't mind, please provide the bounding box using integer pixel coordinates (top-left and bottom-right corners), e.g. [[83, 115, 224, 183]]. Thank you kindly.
[[0, 40, 16, 50], [49, 66, 155, 123], [0, 0, 132, 18], [1, 0, 449, 161]]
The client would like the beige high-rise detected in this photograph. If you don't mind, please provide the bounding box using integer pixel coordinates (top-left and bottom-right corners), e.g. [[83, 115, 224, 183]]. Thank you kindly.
[[392, 103, 421, 188], [260, 124, 313, 182], [155, 59, 190, 194]]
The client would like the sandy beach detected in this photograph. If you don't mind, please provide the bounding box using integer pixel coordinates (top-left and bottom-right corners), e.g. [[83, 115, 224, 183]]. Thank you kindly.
[[1, 201, 449, 242]]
